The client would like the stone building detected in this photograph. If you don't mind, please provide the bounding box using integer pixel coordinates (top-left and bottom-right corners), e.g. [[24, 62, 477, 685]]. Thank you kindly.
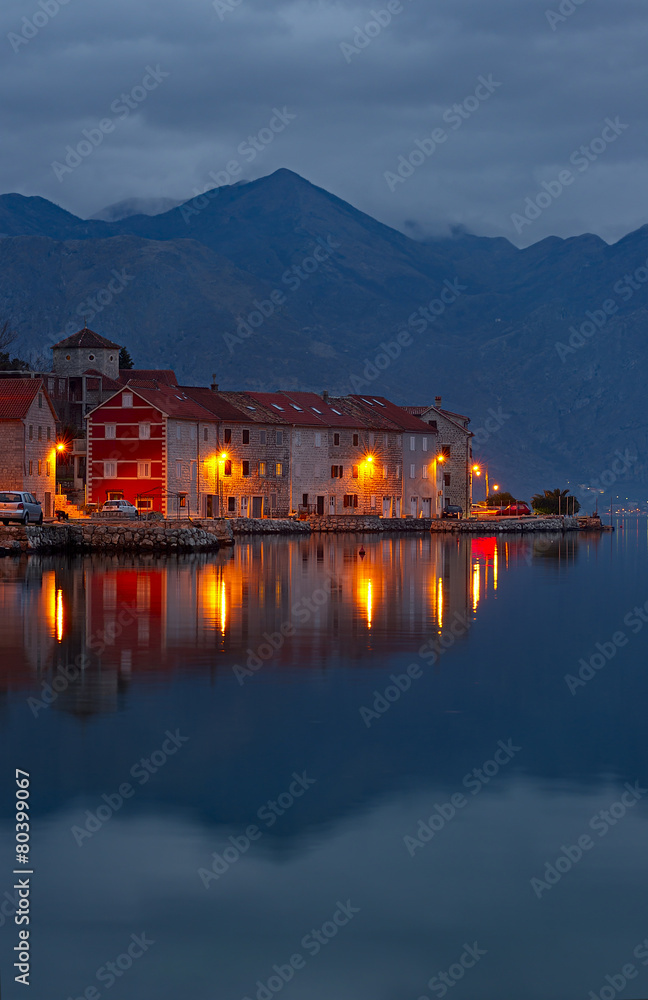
[[405, 397, 473, 513], [0, 379, 57, 514]]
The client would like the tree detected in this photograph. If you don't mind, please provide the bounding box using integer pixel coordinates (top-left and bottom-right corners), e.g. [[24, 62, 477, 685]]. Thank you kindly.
[[531, 488, 581, 515], [119, 346, 134, 369], [0, 319, 29, 370], [486, 491, 516, 507]]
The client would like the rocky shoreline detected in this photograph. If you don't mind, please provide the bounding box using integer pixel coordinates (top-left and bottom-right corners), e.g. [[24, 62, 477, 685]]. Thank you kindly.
[[0, 513, 606, 555]]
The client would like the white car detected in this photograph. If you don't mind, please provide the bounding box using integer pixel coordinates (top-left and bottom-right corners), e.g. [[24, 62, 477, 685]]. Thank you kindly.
[[101, 499, 139, 518], [0, 491, 43, 525]]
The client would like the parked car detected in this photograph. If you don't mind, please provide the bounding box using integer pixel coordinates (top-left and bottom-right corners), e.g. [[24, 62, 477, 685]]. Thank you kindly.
[[441, 504, 463, 519], [496, 502, 532, 516], [100, 499, 139, 518], [0, 491, 43, 525], [471, 503, 501, 516]]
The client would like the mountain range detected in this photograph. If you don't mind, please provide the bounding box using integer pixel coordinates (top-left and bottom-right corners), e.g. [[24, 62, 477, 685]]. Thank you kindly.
[[0, 168, 646, 501]]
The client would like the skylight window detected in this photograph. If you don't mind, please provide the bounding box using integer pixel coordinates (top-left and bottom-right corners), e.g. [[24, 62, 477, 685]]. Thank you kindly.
[[291, 404, 303, 411], [331, 408, 341, 415], [311, 407, 322, 414], [272, 404, 285, 411], [246, 406, 256, 410]]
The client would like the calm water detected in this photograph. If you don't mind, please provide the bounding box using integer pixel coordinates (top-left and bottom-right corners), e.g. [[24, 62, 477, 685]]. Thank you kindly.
[[1, 523, 647, 1000]]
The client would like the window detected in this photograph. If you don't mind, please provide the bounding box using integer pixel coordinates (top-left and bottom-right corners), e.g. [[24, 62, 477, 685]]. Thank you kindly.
[[122, 393, 133, 407], [65, 355, 71, 361], [104, 461, 117, 477], [259, 430, 266, 445], [88, 354, 95, 361], [224, 460, 232, 476], [371, 494, 376, 509], [353, 433, 359, 446], [294, 430, 301, 445], [428, 420, 438, 429], [396, 464, 401, 478], [444, 473, 451, 486], [243, 461, 250, 477], [137, 499, 153, 510], [105, 424, 116, 439], [242, 429, 250, 444], [176, 461, 182, 479], [227, 497, 236, 513], [47, 427, 51, 441], [138, 462, 151, 478], [333, 433, 340, 446], [176, 424, 181, 440], [383, 434, 389, 447], [29, 425, 33, 440], [38, 426, 42, 440], [410, 436, 416, 451], [331, 465, 344, 478], [343, 494, 359, 508], [270, 493, 277, 508], [276, 463, 283, 477], [442, 445, 451, 459], [46, 462, 51, 477], [38, 394, 43, 408], [224, 428, 231, 443], [28, 461, 33, 475], [422, 466, 428, 479], [383, 465, 388, 479], [352, 465, 359, 479], [410, 464, 416, 479], [315, 432, 322, 447], [38, 460, 42, 475], [203, 427, 208, 441], [259, 462, 266, 477], [422, 437, 428, 451], [191, 461, 197, 481], [139, 423, 151, 439], [190, 425, 196, 440], [276, 430, 283, 445]]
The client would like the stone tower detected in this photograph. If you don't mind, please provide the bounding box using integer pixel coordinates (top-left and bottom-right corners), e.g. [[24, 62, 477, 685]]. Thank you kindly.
[[51, 327, 122, 379]]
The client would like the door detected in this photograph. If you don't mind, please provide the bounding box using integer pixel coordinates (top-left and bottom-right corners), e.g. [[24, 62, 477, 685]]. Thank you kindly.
[[382, 496, 390, 518], [329, 496, 336, 514], [44, 492, 52, 518], [316, 495, 325, 516], [410, 497, 418, 518], [396, 498, 401, 518], [421, 497, 431, 517], [206, 495, 213, 518], [252, 496, 263, 518], [241, 496, 249, 517]]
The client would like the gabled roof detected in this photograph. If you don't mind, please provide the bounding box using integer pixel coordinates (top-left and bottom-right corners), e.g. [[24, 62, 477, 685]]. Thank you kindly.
[[404, 403, 471, 435], [179, 386, 256, 423], [51, 328, 121, 351], [121, 369, 178, 387], [346, 395, 435, 432], [0, 379, 57, 420], [87, 384, 219, 422]]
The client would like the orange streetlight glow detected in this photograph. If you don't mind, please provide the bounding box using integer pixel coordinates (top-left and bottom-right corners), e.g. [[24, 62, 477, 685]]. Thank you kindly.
[[56, 442, 66, 453], [437, 454, 446, 463], [220, 452, 228, 460]]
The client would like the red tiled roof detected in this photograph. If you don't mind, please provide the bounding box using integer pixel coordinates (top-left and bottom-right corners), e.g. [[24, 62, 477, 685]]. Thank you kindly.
[[121, 369, 178, 386], [403, 403, 471, 431], [346, 395, 434, 432], [121, 385, 219, 421], [0, 379, 57, 420], [179, 386, 256, 423], [51, 328, 121, 351]]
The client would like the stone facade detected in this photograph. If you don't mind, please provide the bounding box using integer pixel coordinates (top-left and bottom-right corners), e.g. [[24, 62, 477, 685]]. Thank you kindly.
[[0, 380, 57, 514], [410, 403, 472, 513], [51, 329, 121, 380]]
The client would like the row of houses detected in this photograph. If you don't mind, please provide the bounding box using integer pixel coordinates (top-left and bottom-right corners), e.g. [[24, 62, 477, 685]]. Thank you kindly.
[[0, 328, 474, 518]]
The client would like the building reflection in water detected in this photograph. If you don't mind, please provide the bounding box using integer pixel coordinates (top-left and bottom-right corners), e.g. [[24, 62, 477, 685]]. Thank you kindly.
[[0, 532, 591, 716]]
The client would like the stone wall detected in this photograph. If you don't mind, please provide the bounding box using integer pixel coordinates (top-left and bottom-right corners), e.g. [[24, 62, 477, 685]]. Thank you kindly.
[[0, 518, 234, 555], [231, 518, 311, 535]]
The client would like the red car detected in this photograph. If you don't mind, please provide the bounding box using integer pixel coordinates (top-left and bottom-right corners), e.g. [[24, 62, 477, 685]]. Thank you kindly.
[[496, 502, 532, 516]]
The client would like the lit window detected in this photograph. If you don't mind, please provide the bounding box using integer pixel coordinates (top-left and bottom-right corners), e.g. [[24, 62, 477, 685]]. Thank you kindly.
[[259, 462, 266, 477], [139, 423, 150, 439], [352, 465, 359, 479], [137, 462, 151, 478], [122, 393, 133, 407], [224, 460, 232, 476], [46, 462, 51, 477], [105, 424, 116, 439], [276, 463, 283, 476], [104, 461, 117, 477], [38, 460, 42, 475]]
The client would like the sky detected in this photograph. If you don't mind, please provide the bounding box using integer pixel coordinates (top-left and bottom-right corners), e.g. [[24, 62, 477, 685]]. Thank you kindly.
[[1, 0, 647, 246]]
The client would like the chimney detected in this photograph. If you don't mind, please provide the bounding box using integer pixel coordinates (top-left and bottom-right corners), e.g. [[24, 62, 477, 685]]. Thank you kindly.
[[211, 374, 219, 392], [434, 395, 442, 409], [322, 390, 329, 403]]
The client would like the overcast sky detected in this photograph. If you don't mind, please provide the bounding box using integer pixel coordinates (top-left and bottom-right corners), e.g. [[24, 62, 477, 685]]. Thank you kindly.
[[1, 0, 647, 246]]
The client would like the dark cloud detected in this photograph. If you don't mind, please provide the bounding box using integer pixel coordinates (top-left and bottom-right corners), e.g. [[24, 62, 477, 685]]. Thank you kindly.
[[1, 0, 647, 244]]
